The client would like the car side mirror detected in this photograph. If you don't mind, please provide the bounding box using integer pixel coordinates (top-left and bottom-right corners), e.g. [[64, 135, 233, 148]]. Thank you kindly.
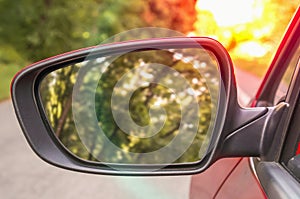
[[11, 37, 287, 175]]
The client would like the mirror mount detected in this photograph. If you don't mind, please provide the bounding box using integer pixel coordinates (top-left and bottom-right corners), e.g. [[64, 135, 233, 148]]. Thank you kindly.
[[220, 102, 288, 159]]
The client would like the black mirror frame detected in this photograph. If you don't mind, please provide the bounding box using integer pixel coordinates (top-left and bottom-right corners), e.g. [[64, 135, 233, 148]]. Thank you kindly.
[[11, 37, 286, 176]]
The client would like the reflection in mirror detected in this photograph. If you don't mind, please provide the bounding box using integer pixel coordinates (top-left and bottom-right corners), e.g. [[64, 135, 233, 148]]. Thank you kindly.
[[39, 48, 220, 165]]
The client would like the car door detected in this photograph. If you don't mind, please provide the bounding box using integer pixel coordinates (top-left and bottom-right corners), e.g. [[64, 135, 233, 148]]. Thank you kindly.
[[251, 7, 300, 199], [190, 6, 300, 199]]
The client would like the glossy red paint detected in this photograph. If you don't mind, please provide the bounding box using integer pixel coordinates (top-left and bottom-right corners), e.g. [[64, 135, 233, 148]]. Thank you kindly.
[[189, 158, 241, 199], [296, 142, 300, 155], [189, 158, 267, 199], [215, 158, 266, 199]]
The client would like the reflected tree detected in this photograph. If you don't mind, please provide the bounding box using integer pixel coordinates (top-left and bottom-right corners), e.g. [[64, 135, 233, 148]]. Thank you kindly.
[[40, 48, 220, 164]]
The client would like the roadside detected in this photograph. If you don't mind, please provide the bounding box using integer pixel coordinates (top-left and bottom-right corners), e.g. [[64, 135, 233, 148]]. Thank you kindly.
[[0, 101, 190, 199]]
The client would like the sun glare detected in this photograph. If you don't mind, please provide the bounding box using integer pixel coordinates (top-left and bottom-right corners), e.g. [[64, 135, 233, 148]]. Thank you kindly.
[[196, 0, 263, 27], [193, 0, 277, 61]]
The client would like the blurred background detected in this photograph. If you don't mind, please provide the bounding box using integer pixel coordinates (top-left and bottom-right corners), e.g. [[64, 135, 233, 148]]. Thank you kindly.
[[0, 0, 298, 101], [0, 0, 299, 198]]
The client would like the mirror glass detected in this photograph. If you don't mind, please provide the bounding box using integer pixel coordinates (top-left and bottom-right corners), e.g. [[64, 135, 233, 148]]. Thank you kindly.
[[39, 48, 220, 165]]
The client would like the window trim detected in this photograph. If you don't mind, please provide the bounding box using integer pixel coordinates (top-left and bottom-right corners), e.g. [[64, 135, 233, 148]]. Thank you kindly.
[[280, 59, 300, 164], [251, 8, 300, 199], [255, 161, 300, 199]]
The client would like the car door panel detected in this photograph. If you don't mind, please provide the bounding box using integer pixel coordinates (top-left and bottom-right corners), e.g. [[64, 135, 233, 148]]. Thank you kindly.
[[215, 158, 266, 199], [189, 158, 241, 199]]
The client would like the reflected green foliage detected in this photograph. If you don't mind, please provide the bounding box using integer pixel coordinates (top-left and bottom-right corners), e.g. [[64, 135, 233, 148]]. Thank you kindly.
[[40, 48, 220, 164], [40, 64, 92, 157]]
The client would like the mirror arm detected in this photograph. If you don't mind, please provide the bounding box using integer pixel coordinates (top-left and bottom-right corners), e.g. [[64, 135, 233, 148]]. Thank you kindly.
[[219, 102, 288, 158]]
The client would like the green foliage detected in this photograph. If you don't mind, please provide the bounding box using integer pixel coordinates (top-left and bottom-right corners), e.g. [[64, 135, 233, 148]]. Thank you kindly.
[[0, 64, 20, 101], [0, 0, 197, 62], [0, 0, 197, 100], [0, 0, 98, 62]]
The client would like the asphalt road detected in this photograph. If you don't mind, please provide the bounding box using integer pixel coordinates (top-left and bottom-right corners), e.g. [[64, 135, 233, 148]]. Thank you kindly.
[[0, 67, 261, 199], [0, 100, 190, 199]]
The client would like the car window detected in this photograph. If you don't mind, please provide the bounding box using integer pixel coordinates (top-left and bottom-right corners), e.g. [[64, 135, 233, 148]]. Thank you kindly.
[[274, 46, 300, 104], [280, 59, 300, 181]]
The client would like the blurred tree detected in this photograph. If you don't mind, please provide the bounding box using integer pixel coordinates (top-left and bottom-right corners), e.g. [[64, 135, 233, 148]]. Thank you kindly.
[[0, 0, 197, 64], [89, 0, 197, 44], [0, 0, 98, 63], [40, 48, 219, 164], [143, 0, 197, 33]]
